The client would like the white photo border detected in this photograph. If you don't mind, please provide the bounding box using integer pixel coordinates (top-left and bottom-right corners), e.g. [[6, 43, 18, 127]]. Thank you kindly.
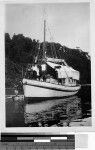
[[0, 0, 95, 134]]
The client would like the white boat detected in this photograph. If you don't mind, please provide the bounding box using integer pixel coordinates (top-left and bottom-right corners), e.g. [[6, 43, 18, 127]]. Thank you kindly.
[[23, 20, 81, 99], [23, 79, 81, 98]]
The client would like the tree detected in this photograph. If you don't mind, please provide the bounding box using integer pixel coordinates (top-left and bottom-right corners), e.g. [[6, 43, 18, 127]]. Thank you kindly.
[[5, 33, 11, 57], [5, 32, 91, 87]]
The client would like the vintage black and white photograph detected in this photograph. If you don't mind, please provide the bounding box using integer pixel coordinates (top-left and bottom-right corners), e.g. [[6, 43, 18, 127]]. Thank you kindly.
[[5, 2, 91, 127]]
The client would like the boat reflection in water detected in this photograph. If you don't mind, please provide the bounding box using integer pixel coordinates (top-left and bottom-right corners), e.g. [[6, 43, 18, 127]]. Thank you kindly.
[[24, 96, 82, 127]]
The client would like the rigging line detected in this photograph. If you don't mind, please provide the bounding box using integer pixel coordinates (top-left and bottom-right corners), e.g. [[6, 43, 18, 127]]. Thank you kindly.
[[35, 43, 40, 63], [48, 27, 58, 58], [47, 24, 58, 58], [50, 41, 55, 58], [52, 41, 58, 59], [48, 34, 55, 58], [47, 22, 63, 59], [47, 22, 54, 41], [48, 29, 55, 58]]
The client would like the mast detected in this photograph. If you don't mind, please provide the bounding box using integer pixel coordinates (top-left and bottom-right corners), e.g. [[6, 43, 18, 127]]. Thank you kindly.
[[44, 20, 46, 43], [43, 20, 46, 60]]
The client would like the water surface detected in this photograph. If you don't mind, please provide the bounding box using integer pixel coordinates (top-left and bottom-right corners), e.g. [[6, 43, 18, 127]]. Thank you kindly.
[[6, 86, 91, 127]]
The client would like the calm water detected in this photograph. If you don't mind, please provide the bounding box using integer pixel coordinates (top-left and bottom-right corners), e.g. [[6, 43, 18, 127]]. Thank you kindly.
[[6, 86, 91, 127]]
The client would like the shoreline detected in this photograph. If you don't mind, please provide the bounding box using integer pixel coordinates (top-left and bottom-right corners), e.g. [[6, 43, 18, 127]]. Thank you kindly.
[[6, 94, 91, 127]]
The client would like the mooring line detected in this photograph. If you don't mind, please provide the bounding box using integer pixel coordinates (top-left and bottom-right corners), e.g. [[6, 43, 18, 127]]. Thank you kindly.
[[81, 84, 91, 86]]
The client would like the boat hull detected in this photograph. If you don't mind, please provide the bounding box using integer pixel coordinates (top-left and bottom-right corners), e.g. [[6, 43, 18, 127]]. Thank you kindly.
[[23, 79, 81, 98]]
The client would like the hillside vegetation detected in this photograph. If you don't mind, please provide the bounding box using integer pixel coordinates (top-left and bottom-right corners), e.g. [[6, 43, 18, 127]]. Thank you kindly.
[[5, 33, 91, 88]]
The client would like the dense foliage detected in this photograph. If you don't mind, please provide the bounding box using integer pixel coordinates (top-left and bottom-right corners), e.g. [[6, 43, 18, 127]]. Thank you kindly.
[[5, 33, 91, 87]]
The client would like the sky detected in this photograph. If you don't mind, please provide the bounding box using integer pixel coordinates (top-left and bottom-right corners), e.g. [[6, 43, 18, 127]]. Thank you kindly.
[[5, 3, 90, 52]]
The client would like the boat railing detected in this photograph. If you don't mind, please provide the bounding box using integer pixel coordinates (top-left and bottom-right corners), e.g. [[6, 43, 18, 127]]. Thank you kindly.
[[24, 73, 79, 87]]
